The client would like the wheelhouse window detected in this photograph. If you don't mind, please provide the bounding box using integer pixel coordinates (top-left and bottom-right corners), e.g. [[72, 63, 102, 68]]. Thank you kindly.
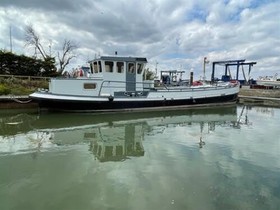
[[117, 62, 124, 73], [128, 63, 135, 74], [98, 61, 102, 72], [93, 62, 98, 73], [90, 63, 94, 74], [105, 61, 114, 73], [84, 83, 97, 89], [137, 63, 144, 74]]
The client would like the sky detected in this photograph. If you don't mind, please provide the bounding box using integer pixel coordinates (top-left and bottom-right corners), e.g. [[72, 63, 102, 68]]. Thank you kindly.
[[0, 0, 279, 80]]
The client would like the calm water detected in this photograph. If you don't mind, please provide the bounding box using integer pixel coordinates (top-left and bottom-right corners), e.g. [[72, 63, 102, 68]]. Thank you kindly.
[[0, 105, 279, 210]]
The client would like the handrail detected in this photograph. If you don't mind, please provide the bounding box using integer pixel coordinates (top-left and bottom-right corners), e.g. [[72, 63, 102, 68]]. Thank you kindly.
[[97, 80, 236, 96]]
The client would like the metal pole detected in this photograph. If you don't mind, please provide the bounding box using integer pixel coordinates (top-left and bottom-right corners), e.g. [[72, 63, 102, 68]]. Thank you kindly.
[[155, 61, 158, 78], [190, 70, 193, 86], [203, 57, 206, 82], [203, 57, 209, 82], [211, 62, 215, 83]]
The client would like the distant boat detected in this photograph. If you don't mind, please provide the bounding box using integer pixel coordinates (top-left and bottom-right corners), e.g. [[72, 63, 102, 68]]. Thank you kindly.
[[29, 56, 240, 112], [256, 74, 280, 87]]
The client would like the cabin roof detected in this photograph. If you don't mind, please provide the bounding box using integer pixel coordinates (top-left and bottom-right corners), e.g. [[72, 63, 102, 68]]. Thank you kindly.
[[89, 56, 147, 63]]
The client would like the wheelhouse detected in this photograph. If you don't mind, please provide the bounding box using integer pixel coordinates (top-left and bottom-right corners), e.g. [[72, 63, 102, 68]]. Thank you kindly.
[[89, 56, 147, 92]]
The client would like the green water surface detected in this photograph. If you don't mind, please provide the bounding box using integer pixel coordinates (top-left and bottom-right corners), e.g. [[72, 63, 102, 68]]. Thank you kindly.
[[0, 105, 279, 210]]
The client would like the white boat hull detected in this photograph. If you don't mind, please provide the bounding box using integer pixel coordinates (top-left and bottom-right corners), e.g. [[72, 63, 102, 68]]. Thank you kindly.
[[29, 56, 240, 112], [256, 80, 280, 87], [30, 84, 239, 112]]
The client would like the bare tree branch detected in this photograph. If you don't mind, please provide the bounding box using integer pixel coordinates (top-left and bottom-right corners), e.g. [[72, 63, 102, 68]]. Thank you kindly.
[[25, 24, 47, 60], [24, 24, 78, 74], [57, 39, 78, 73]]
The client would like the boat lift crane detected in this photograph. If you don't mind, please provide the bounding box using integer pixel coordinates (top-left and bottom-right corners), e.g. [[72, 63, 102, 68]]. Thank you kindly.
[[211, 59, 257, 84]]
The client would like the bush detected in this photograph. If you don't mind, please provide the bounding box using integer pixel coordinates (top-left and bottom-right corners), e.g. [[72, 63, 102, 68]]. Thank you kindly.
[[10, 85, 34, 95], [0, 77, 49, 95], [0, 84, 11, 95], [0, 50, 57, 76]]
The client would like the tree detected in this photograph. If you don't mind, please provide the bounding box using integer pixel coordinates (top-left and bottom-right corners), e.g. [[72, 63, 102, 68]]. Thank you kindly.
[[25, 24, 48, 60], [57, 39, 78, 74], [24, 24, 77, 74], [143, 68, 155, 80]]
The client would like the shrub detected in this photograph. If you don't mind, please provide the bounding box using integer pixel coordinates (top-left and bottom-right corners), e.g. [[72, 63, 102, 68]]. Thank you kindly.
[[0, 76, 49, 95], [0, 83, 11, 95], [10, 85, 35, 95]]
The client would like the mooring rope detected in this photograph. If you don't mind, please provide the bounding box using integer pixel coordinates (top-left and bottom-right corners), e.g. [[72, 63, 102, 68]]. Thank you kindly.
[[10, 95, 32, 104]]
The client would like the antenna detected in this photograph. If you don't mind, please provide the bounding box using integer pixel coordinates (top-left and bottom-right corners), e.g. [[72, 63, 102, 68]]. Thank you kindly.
[[9, 25, 13, 52], [49, 39, 52, 56]]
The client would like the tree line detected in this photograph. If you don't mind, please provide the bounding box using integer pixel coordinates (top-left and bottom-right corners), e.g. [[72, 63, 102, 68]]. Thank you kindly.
[[0, 50, 58, 76]]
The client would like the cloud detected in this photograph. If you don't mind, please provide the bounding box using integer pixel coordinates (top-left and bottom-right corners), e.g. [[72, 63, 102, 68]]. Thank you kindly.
[[0, 0, 279, 78], [0, 0, 91, 12]]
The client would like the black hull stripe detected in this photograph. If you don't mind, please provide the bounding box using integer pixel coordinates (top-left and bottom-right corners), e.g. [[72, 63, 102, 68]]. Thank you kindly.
[[36, 94, 238, 112]]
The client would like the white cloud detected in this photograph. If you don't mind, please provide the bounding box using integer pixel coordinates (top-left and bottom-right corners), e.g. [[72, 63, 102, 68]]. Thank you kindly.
[[0, 0, 279, 79]]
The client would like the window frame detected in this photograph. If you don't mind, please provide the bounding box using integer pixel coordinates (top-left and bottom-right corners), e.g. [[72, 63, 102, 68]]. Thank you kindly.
[[127, 62, 135, 74], [83, 83, 97, 90], [117, 62, 124, 73], [105, 61, 114, 73]]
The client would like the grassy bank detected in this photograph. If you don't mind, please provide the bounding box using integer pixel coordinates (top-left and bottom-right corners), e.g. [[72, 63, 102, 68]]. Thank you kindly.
[[0, 77, 48, 96]]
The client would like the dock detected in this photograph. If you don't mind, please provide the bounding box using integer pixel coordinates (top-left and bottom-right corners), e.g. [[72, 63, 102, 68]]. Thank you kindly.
[[238, 87, 280, 107]]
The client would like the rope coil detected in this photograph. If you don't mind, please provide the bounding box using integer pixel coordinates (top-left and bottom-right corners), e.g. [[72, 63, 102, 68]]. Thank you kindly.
[[10, 95, 32, 104]]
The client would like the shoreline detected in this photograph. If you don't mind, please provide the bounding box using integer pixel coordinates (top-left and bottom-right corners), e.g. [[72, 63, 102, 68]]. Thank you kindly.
[[1, 88, 280, 109], [238, 87, 280, 107], [0, 95, 38, 109]]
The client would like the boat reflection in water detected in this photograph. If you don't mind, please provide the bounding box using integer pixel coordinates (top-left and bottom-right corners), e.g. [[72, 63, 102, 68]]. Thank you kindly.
[[89, 122, 145, 162], [0, 105, 239, 161]]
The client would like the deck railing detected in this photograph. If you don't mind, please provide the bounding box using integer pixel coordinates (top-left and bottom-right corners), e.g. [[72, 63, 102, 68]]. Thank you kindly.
[[97, 80, 235, 96]]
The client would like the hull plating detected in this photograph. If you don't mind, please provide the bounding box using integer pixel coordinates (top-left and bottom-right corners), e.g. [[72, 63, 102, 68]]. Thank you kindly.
[[32, 94, 238, 112]]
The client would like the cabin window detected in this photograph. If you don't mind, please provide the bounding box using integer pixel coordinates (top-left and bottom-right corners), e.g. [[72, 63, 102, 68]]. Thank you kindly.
[[137, 63, 144, 74], [128, 63, 135, 74], [84, 83, 97, 89], [93, 62, 98, 73], [98, 61, 102, 72], [90, 63, 94, 74], [117, 62, 124, 73], [105, 61, 114, 73]]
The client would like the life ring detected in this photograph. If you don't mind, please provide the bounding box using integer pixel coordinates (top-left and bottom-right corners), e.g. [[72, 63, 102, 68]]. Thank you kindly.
[[229, 80, 239, 86], [192, 81, 203, 86]]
